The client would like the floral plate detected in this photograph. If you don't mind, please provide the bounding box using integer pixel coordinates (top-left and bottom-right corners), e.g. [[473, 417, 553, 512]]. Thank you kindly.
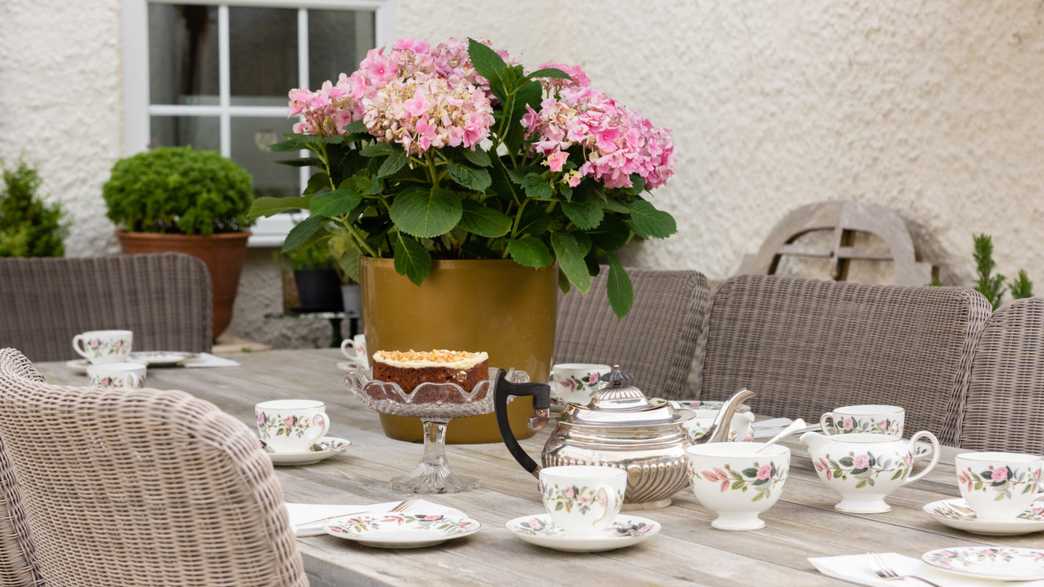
[[325, 512, 480, 549], [265, 436, 352, 467], [922, 546, 1044, 581], [505, 513, 660, 553], [922, 498, 1044, 536]]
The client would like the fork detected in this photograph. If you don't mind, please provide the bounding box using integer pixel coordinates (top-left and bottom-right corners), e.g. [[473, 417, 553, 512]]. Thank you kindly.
[[870, 553, 943, 587], [293, 498, 415, 531]]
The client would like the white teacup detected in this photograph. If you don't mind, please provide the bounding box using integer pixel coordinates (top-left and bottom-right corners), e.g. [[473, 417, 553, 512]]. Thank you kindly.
[[821, 404, 905, 439], [255, 399, 331, 453], [956, 452, 1043, 522], [687, 442, 791, 531], [539, 465, 625, 535], [87, 362, 146, 389], [340, 334, 367, 366], [73, 330, 133, 364], [684, 401, 756, 442], [549, 363, 611, 406]]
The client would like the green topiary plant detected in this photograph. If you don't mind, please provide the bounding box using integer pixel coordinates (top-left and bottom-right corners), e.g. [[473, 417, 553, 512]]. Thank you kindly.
[[1009, 269, 1034, 300], [102, 146, 254, 236], [972, 233, 1034, 309], [0, 161, 66, 257]]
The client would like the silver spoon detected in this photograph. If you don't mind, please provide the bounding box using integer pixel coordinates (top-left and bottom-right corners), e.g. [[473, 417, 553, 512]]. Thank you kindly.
[[756, 418, 807, 453]]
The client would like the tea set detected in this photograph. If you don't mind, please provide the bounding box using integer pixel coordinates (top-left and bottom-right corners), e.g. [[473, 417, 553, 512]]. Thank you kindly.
[[67, 329, 199, 387]]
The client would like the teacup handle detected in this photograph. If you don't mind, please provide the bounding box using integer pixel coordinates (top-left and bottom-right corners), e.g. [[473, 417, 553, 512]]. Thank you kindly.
[[72, 335, 90, 359], [593, 485, 621, 526], [305, 413, 330, 444], [340, 339, 356, 358], [819, 412, 839, 435], [904, 430, 940, 484]]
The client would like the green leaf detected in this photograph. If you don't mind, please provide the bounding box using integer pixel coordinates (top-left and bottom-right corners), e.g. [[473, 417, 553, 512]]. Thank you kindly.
[[248, 196, 310, 219], [389, 187, 462, 238], [328, 231, 362, 282], [551, 232, 592, 293], [558, 269, 571, 293], [447, 163, 492, 193], [606, 253, 633, 318], [592, 217, 632, 252], [561, 197, 604, 230], [458, 200, 511, 238], [462, 148, 492, 167], [505, 81, 543, 151], [467, 38, 509, 100], [629, 199, 677, 238], [269, 134, 312, 152], [377, 149, 408, 178], [507, 236, 553, 268], [281, 215, 325, 253], [309, 183, 362, 217], [392, 233, 432, 286], [276, 157, 320, 168], [526, 67, 572, 81], [522, 173, 554, 200], [603, 199, 631, 214], [305, 172, 331, 195], [361, 142, 395, 157], [345, 120, 368, 134]]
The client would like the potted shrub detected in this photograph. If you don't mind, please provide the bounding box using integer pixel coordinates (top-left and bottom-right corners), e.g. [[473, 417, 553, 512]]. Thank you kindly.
[[285, 239, 343, 312], [103, 147, 254, 338], [251, 38, 676, 442], [0, 161, 66, 257]]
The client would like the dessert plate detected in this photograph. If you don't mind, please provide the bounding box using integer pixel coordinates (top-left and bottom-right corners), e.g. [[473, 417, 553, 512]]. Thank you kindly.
[[922, 546, 1044, 581], [325, 512, 480, 549], [505, 513, 660, 553], [922, 498, 1044, 536], [129, 351, 194, 367], [265, 437, 351, 466], [65, 359, 89, 374]]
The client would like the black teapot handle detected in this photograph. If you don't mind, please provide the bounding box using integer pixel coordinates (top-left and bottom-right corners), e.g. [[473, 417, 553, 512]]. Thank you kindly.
[[493, 370, 550, 477]]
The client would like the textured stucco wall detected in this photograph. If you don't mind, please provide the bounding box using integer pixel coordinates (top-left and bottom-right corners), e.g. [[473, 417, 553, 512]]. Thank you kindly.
[[3, 0, 1043, 350]]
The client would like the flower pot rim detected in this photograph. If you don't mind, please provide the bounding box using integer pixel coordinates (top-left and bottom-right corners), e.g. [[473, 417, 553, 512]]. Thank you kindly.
[[116, 229, 252, 241], [361, 257, 550, 270]]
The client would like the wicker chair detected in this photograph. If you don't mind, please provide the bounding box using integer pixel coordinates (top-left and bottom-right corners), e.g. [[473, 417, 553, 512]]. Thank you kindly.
[[0, 348, 305, 586], [0, 254, 212, 362], [556, 268, 708, 399], [699, 275, 991, 444], [959, 298, 1044, 453]]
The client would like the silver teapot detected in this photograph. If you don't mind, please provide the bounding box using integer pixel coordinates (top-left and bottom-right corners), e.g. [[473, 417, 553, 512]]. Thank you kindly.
[[494, 365, 754, 508]]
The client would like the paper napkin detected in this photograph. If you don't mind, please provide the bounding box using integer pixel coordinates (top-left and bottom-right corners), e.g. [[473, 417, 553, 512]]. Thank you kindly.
[[182, 353, 240, 368], [286, 499, 466, 537], [809, 552, 1044, 587]]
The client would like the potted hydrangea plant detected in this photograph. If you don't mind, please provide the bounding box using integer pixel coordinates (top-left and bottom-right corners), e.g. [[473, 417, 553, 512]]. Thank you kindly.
[[251, 38, 676, 442]]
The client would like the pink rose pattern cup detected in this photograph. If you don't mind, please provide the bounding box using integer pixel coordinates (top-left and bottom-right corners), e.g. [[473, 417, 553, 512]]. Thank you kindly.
[[956, 452, 1043, 521], [255, 399, 331, 453], [72, 330, 133, 365]]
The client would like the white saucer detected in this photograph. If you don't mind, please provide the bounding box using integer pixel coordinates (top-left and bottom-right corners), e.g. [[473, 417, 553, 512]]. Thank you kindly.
[[505, 513, 660, 553], [922, 546, 1044, 581], [325, 512, 480, 549], [65, 359, 89, 374], [265, 437, 352, 466], [923, 498, 1044, 536], [129, 351, 194, 367], [336, 359, 368, 372]]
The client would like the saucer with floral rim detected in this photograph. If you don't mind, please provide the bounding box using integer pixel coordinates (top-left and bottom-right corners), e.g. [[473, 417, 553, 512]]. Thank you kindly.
[[505, 513, 660, 553], [922, 498, 1044, 536], [263, 436, 351, 466], [325, 512, 480, 549], [922, 546, 1044, 581]]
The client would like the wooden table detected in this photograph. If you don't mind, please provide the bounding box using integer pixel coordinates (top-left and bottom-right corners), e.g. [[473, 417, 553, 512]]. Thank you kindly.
[[39, 350, 1042, 586]]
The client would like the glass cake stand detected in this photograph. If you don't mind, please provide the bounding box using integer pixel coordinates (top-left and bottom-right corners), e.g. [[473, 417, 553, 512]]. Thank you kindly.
[[345, 365, 528, 494]]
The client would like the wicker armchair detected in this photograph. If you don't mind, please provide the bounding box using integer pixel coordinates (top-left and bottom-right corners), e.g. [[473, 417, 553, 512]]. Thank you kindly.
[[959, 298, 1044, 453], [699, 275, 991, 444], [0, 254, 212, 362], [0, 348, 305, 586], [556, 268, 708, 399]]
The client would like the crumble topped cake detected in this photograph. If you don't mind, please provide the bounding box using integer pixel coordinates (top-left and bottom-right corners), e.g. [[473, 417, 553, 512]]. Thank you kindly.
[[371, 349, 489, 402]]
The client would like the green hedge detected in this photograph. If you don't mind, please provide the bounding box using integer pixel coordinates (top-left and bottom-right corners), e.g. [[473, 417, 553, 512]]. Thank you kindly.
[[0, 161, 65, 257]]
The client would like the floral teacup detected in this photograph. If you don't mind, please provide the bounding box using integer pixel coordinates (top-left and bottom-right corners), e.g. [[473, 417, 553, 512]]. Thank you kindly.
[[549, 363, 611, 406], [73, 330, 133, 364], [682, 401, 755, 442], [820, 404, 905, 439], [956, 452, 1043, 521], [686, 442, 790, 531], [538, 465, 625, 535], [340, 334, 367, 367], [255, 399, 331, 453], [87, 362, 146, 389], [801, 431, 940, 513]]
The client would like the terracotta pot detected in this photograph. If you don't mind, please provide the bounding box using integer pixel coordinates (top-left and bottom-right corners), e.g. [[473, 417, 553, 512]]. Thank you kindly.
[[361, 258, 557, 444], [116, 231, 249, 338]]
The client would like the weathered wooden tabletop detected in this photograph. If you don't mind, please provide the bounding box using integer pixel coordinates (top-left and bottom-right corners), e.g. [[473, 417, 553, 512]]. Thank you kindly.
[[38, 350, 1042, 587]]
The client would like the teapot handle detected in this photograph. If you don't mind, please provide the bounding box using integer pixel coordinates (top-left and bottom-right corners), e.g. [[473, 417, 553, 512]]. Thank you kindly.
[[493, 369, 550, 477]]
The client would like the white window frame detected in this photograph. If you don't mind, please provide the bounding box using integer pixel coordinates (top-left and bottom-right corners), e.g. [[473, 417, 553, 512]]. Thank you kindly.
[[121, 0, 395, 246]]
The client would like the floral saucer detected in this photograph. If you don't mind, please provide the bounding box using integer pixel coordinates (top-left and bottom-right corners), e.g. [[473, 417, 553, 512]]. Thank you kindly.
[[922, 546, 1044, 581], [264, 436, 352, 466], [505, 514, 660, 553], [325, 512, 480, 549], [922, 498, 1044, 536], [129, 351, 194, 367]]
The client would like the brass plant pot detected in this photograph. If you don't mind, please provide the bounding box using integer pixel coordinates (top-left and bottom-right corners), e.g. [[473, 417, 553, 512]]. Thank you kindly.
[[361, 258, 556, 444]]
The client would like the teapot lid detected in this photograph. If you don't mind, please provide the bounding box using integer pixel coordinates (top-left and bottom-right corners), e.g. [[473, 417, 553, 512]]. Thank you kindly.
[[564, 366, 678, 425]]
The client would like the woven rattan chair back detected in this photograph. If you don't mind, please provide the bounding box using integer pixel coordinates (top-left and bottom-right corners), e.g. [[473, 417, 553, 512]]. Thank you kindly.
[[556, 269, 708, 399], [0, 254, 212, 362], [700, 275, 991, 443], [0, 348, 305, 586], [960, 298, 1044, 453]]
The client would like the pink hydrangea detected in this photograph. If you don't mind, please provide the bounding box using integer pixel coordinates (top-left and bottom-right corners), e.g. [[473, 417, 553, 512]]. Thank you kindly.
[[536, 62, 591, 93], [287, 74, 362, 136]]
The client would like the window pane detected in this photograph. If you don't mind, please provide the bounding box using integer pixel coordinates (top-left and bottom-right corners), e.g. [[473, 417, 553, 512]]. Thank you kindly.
[[309, 10, 376, 88], [148, 4, 219, 106], [231, 117, 299, 197], [149, 116, 220, 151], [229, 7, 297, 101]]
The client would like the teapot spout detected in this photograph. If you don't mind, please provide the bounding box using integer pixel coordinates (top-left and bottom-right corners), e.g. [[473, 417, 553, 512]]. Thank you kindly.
[[700, 388, 755, 443]]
